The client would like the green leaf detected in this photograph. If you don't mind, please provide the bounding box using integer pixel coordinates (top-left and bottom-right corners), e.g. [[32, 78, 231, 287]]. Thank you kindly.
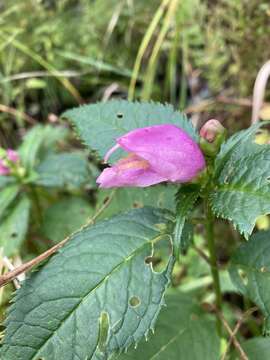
[[229, 230, 270, 332], [41, 197, 94, 243], [19, 125, 68, 170], [0, 195, 31, 257], [173, 185, 200, 257], [63, 100, 197, 160], [179, 222, 194, 255], [210, 136, 270, 237], [0, 184, 20, 220], [214, 122, 263, 179], [1, 207, 174, 360], [0, 176, 16, 189], [236, 337, 270, 360], [35, 152, 90, 189], [118, 293, 220, 360], [96, 185, 177, 220]]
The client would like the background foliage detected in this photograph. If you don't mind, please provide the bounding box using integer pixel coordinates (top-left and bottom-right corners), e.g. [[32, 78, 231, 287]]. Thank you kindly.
[[0, 0, 270, 359]]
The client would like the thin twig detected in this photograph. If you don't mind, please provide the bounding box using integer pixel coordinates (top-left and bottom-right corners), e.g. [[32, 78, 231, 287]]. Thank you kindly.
[[0, 104, 36, 124], [193, 245, 211, 266], [185, 95, 267, 114], [210, 305, 249, 360], [185, 99, 215, 114], [2, 257, 21, 289], [86, 189, 116, 226], [221, 307, 258, 360], [0, 190, 116, 289], [216, 95, 253, 108], [102, 83, 119, 102]]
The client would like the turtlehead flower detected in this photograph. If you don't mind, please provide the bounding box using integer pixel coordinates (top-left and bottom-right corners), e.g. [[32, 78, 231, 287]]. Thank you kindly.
[[0, 149, 20, 175], [97, 124, 205, 188]]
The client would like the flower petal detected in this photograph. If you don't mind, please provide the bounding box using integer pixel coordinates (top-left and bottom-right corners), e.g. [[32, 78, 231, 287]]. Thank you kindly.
[[117, 124, 205, 182], [0, 163, 10, 175], [7, 149, 19, 163], [97, 154, 168, 188]]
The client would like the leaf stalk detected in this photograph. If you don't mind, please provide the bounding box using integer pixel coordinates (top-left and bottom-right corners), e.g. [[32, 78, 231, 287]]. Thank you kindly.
[[205, 200, 222, 334]]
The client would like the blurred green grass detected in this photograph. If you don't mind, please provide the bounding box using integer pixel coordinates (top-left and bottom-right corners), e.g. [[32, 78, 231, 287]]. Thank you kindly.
[[0, 0, 270, 142]]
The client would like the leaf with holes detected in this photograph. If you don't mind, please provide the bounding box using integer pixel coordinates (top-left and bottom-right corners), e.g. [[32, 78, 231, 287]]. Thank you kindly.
[[117, 293, 220, 360], [210, 125, 270, 237], [1, 207, 174, 360], [229, 230, 270, 333], [62, 100, 197, 161], [0, 195, 31, 257], [96, 185, 177, 220]]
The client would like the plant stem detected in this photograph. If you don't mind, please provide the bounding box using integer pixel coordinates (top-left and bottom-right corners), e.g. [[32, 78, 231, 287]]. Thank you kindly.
[[29, 186, 43, 226], [205, 201, 222, 334]]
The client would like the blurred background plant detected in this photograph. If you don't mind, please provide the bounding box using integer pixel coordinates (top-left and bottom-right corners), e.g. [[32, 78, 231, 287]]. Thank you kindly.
[[1, 0, 270, 140], [0, 0, 270, 353]]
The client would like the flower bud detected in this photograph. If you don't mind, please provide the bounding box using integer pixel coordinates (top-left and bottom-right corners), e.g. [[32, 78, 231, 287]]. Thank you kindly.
[[200, 119, 226, 143], [0, 148, 20, 176], [199, 119, 227, 157]]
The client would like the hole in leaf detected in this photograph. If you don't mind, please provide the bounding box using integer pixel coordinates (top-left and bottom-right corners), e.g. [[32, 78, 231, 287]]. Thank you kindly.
[[145, 235, 172, 273], [237, 268, 248, 286], [133, 201, 143, 208], [103, 196, 109, 204], [145, 256, 153, 264], [129, 296, 141, 308], [116, 112, 123, 119], [98, 311, 110, 352], [11, 232, 18, 238]]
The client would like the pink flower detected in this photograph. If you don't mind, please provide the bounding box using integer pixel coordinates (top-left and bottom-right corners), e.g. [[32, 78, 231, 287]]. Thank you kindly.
[[0, 164, 9, 175], [97, 124, 205, 188], [7, 149, 19, 163], [0, 149, 19, 176]]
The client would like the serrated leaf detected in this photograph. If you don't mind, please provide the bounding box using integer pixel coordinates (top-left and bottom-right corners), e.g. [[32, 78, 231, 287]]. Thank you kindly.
[[0, 184, 20, 220], [0, 195, 30, 257], [96, 185, 177, 220], [19, 125, 68, 170], [35, 152, 90, 189], [1, 207, 174, 360], [214, 122, 263, 179], [211, 123, 270, 237], [41, 197, 94, 243], [210, 145, 270, 237], [117, 293, 220, 360], [63, 100, 197, 161], [173, 185, 200, 257], [229, 230, 270, 332]]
